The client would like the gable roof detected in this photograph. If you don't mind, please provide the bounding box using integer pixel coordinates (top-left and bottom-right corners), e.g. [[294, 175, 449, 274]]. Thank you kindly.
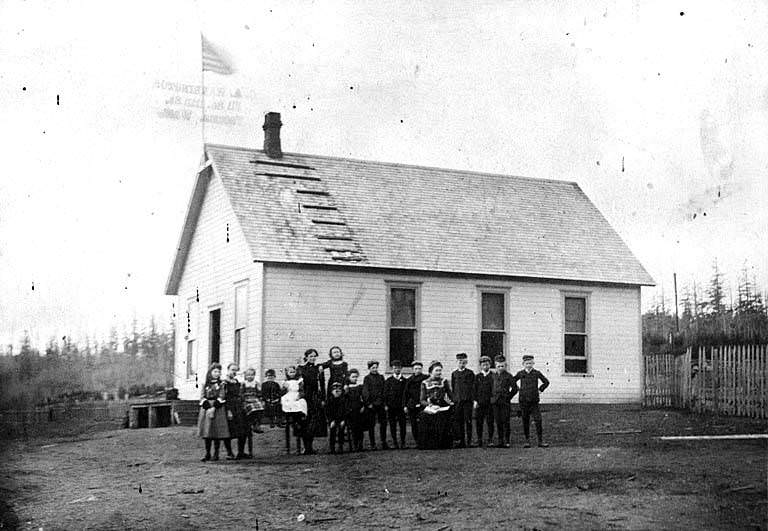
[[165, 144, 654, 294]]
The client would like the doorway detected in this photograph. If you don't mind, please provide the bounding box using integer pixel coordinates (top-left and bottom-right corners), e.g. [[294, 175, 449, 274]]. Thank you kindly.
[[209, 308, 221, 364]]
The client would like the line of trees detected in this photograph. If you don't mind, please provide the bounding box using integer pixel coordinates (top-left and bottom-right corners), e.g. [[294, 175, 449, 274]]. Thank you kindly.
[[0, 318, 175, 408], [643, 260, 768, 355]]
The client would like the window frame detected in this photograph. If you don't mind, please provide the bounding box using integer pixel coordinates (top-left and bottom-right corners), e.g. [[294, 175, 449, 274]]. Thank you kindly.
[[233, 280, 249, 368], [185, 298, 198, 379], [385, 281, 421, 369], [561, 291, 591, 375], [477, 287, 509, 364]]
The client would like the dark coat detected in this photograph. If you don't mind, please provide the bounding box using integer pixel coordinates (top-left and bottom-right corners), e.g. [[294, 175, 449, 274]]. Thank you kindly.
[[474, 370, 494, 405], [491, 371, 518, 404], [383, 375, 407, 409], [404, 373, 428, 409], [451, 368, 475, 402], [512, 369, 549, 404], [362, 373, 385, 407], [298, 363, 327, 437]]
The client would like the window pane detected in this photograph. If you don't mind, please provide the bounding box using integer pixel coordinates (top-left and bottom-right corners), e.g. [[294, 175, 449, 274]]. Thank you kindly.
[[235, 284, 248, 330], [186, 340, 195, 377], [390, 329, 415, 366], [481, 293, 505, 330], [565, 358, 587, 373], [565, 334, 586, 358], [481, 331, 505, 362], [234, 329, 242, 366], [565, 297, 586, 333], [390, 288, 416, 327]]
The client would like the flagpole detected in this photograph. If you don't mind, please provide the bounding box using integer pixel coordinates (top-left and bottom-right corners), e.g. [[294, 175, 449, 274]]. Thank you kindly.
[[200, 34, 206, 149]]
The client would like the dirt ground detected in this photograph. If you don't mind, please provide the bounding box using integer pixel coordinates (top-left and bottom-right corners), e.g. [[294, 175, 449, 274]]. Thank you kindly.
[[1, 405, 766, 530]]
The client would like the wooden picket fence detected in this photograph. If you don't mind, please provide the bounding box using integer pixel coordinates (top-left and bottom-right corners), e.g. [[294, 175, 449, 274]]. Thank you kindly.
[[644, 345, 768, 419]]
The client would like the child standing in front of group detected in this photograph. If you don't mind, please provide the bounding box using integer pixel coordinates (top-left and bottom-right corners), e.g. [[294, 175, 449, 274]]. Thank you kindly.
[[473, 355, 495, 447], [512, 355, 550, 448], [280, 366, 308, 454], [197, 362, 230, 461], [403, 361, 428, 446], [242, 368, 264, 459], [383, 360, 407, 449], [362, 360, 387, 450], [344, 368, 367, 452], [451, 352, 475, 447], [223, 363, 249, 460], [490, 355, 517, 448], [325, 381, 347, 454], [262, 369, 282, 428]]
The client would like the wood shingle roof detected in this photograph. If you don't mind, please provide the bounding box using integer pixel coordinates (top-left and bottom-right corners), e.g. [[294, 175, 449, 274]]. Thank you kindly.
[[165, 144, 654, 294]]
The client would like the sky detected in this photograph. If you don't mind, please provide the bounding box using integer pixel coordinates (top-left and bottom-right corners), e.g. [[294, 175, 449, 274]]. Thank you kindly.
[[1, 0, 766, 349]]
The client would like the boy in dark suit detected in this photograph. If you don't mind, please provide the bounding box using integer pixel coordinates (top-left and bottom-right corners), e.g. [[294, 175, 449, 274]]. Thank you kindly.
[[383, 360, 407, 449], [344, 369, 366, 452], [490, 355, 517, 448], [261, 369, 282, 428], [326, 381, 347, 454], [473, 355, 495, 447], [403, 361, 427, 446], [362, 360, 387, 450], [512, 355, 550, 448], [451, 352, 475, 447]]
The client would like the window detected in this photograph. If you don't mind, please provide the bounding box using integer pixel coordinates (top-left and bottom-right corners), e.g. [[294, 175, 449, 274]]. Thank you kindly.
[[481, 291, 506, 363], [234, 282, 248, 366], [564, 296, 588, 373], [389, 286, 418, 366], [186, 299, 198, 378]]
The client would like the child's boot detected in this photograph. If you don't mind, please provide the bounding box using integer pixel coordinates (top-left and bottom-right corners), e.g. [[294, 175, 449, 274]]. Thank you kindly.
[[523, 438, 531, 448]]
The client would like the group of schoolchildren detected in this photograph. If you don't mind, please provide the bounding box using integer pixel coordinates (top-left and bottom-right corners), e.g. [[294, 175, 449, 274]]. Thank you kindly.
[[197, 345, 551, 461]]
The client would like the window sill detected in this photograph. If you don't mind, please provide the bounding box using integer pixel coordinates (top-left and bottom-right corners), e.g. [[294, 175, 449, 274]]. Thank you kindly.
[[560, 373, 594, 378]]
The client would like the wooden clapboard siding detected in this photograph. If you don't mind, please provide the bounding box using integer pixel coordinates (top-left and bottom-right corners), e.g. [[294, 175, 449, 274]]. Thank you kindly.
[[263, 265, 642, 403], [174, 171, 262, 400]]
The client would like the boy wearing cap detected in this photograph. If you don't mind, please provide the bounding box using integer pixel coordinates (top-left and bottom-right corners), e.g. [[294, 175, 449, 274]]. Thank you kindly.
[[362, 360, 387, 450], [451, 352, 475, 447], [403, 361, 428, 445], [473, 355, 495, 447], [325, 381, 347, 454], [490, 355, 517, 448], [384, 360, 407, 449], [512, 355, 550, 448]]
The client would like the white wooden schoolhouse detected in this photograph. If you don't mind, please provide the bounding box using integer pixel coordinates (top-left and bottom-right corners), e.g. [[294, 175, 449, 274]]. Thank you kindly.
[[166, 112, 654, 402]]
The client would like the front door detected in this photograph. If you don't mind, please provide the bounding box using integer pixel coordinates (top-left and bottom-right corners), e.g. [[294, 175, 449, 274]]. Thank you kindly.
[[209, 309, 221, 364]]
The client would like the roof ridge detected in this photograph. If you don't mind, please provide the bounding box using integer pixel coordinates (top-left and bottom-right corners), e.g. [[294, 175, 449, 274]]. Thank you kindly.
[[203, 142, 579, 187]]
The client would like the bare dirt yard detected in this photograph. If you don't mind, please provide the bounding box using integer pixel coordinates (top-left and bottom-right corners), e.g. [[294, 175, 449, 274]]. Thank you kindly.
[[1, 405, 766, 530]]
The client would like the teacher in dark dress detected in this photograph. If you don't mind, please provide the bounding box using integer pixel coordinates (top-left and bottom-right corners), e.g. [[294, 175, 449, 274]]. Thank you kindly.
[[417, 361, 454, 449]]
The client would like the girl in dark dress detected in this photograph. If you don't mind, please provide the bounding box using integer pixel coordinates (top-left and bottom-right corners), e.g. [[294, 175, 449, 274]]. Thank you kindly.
[[344, 368, 367, 452], [417, 361, 455, 450], [197, 363, 231, 461], [321, 345, 349, 395], [223, 363, 249, 460], [297, 349, 327, 455]]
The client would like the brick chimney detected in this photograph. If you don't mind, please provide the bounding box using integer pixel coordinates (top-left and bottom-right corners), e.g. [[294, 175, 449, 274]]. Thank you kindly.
[[263, 112, 282, 159]]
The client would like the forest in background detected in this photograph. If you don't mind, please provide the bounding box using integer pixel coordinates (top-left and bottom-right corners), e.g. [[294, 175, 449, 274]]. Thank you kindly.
[[643, 261, 768, 354], [0, 262, 765, 409], [0, 318, 174, 408]]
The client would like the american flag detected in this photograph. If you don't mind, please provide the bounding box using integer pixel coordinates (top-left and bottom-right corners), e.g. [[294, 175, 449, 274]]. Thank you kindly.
[[201, 34, 234, 75]]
